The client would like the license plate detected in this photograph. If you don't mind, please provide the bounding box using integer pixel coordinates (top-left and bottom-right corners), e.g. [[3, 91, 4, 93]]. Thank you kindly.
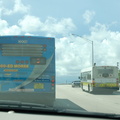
[[34, 83, 44, 89]]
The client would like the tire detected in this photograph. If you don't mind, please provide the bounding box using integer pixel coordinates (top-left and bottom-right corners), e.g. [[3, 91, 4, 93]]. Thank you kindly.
[[88, 85, 90, 92], [81, 84, 84, 91]]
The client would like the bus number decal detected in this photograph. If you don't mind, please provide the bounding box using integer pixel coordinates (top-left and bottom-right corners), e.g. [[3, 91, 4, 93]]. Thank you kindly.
[[18, 40, 28, 43]]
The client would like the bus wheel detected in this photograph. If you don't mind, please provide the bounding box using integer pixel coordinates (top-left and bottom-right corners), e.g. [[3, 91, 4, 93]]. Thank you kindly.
[[88, 85, 90, 92], [81, 84, 84, 91]]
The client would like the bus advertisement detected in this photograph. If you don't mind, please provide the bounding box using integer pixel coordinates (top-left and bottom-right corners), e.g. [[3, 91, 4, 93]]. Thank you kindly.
[[80, 66, 119, 93], [0, 36, 55, 106]]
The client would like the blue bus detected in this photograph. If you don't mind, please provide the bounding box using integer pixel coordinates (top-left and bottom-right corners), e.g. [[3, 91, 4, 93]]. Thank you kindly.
[[0, 36, 55, 106]]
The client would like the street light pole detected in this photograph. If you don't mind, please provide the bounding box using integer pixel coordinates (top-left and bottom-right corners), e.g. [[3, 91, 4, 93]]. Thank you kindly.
[[92, 40, 94, 66], [72, 34, 94, 66]]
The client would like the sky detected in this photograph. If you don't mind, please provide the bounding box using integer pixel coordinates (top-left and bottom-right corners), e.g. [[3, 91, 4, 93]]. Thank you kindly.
[[0, 0, 120, 83]]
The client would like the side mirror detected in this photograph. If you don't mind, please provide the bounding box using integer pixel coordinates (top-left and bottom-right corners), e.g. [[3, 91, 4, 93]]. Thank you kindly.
[[78, 76, 82, 80]]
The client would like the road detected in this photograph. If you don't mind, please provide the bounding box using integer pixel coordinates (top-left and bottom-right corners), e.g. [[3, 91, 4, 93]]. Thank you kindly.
[[54, 85, 120, 114]]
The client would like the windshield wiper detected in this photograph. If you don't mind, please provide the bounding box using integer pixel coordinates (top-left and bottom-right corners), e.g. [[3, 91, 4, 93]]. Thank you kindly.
[[0, 100, 56, 113]]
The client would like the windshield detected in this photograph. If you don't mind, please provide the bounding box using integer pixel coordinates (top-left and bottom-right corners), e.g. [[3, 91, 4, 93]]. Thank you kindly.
[[0, 0, 120, 118], [97, 69, 113, 77]]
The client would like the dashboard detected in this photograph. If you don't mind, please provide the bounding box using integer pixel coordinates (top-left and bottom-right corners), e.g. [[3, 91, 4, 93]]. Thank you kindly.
[[0, 111, 116, 120]]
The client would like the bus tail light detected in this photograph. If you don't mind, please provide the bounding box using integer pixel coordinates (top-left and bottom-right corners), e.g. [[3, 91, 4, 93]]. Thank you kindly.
[[51, 84, 55, 86], [16, 60, 19, 63], [116, 78, 119, 86], [51, 76, 55, 89], [92, 79, 95, 86], [51, 80, 55, 86], [51, 80, 55, 83]]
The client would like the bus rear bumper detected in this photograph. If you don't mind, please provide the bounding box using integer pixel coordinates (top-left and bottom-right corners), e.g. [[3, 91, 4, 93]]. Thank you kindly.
[[92, 87, 119, 94], [93, 87, 119, 90], [0, 92, 55, 107]]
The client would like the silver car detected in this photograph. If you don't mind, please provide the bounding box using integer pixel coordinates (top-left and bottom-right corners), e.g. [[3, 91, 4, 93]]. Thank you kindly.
[[72, 81, 81, 87]]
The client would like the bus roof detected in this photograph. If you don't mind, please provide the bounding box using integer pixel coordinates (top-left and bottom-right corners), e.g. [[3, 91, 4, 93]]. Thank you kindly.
[[81, 67, 92, 72], [0, 35, 55, 39], [81, 65, 118, 73]]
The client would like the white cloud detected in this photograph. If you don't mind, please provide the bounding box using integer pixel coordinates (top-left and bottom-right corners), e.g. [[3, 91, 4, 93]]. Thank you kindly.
[[0, 19, 8, 29], [18, 16, 76, 35], [1, 0, 30, 15], [56, 36, 92, 76], [90, 22, 108, 33], [0, 19, 8, 35], [0, 18, 21, 35], [56, 22, 120, 77], [24, 33, 34, 36], [0, 19, 21, 35], [85, 23, 120, 66], [3, 25, 21, 35], [42, 17, 76, 35], [0, 13, 76, 36], [83, 10, 95, 24], [14, 0, 30, 14], [18, 15, 43, 32], [0, 0, 3, 18]]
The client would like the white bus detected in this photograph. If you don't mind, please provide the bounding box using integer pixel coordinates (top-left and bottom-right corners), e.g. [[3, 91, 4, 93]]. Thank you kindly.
[[80, 66, 119, 93]]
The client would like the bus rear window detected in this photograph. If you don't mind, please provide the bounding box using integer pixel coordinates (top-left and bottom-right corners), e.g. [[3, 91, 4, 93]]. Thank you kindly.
[[98, 69, 113, 74], [97, 69, 113, 77]]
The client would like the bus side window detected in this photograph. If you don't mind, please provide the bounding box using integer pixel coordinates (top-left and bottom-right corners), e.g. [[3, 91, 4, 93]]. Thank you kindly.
[[80, 73, 83, 80], [81, 72, 92, 81], [81, 73, 86, 81], [86, 71, 91, 80], [83, 75, 87, 81], [87, 74, 91, 80]]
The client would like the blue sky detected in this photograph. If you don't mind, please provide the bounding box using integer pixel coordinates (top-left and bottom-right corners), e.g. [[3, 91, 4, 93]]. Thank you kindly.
[[0, 0, 120, 83]]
